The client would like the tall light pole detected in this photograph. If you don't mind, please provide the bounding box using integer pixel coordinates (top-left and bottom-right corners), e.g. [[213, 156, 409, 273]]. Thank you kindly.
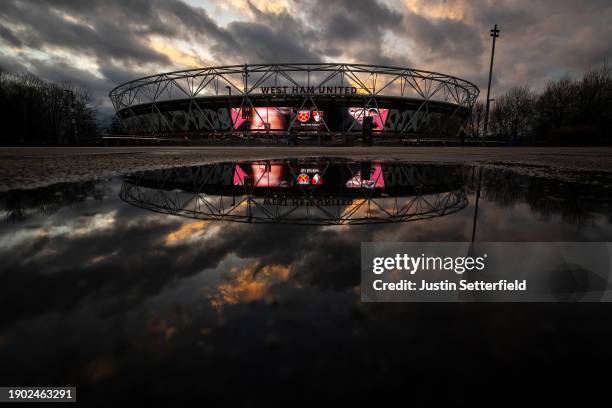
[[226, 85, 233, 137], [482, 24, 500, 145]]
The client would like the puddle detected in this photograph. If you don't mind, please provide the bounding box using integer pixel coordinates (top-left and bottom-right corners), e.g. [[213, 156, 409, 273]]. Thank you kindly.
[[0, 158, 611, 399], [120, 159, 470, 225]]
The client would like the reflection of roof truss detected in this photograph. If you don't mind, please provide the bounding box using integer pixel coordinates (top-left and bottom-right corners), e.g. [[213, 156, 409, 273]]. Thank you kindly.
[[119, 161, 469, 225]]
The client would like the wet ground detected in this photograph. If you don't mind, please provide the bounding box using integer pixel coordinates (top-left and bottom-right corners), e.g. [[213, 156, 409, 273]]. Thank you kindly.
[[0, 153, 611, 403], [1, 146, 612, 191]]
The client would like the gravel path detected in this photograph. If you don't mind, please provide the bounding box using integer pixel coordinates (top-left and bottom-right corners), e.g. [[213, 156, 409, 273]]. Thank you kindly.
[[1, 146, 611, 191]]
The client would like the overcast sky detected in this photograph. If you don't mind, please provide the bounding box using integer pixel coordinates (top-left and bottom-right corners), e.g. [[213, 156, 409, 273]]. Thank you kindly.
[[1, 0, 610, 112]]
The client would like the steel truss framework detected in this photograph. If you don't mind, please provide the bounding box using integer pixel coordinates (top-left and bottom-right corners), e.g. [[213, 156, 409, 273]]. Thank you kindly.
[[109, 63, 479, 139], [119, 160, 469, 225]]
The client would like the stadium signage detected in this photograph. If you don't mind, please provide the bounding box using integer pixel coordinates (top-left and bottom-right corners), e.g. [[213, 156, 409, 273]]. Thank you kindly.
[[260, 86, 358, 94], [263, 195, 354, 207]]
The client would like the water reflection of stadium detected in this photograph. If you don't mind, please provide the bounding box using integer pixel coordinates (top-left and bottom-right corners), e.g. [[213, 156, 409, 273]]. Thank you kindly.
[[120, 158, 470, 225]]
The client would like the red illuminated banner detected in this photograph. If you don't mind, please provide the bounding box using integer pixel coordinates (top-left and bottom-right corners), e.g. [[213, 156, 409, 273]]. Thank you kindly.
[[346, 163, 385, 189], [233, 161, 385, 190], [232, 107, 290, 131], [233, 163, 290, 187], [347, 107, 389, 131], [230, 107, 389, 132]]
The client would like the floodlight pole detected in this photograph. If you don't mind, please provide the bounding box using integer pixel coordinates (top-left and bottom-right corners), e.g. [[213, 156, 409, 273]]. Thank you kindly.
[[482, 24, 500, 146], [226, 86, 233, 137]]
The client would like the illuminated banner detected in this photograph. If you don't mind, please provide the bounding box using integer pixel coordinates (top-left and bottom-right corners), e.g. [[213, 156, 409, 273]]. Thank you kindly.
[[231, 161, 388, 190], [231, 106, 389, 132]]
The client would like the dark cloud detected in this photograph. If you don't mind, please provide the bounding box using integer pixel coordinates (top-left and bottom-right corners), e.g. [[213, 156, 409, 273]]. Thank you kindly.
[[302, 0, 403, 43], [0, 52, 27, 73], [98, 61, 151, 88], [0, 1, 171, 65], [0, 0, 238, 104], [161, 0, 238, 48], [207, 1, 322, 63], [463, 0, 612, 91], [402, 12, 484, 64], [0, 0, 610, 106], [297, 0, 406, 65], [224, 22, 320, 63], [25, 57, 110, 96], [0, 25, 21, 47]]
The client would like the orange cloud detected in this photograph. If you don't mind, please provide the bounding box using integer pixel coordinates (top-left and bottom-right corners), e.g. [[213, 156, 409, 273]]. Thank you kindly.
[[209, 262, 289, 309], [82, 356, 118, 383], [148, 314, 178, 341], [164, 220, 210, 244], [221, 0, 290, 16], [148, 37, 208, 68], [404, 0, 468, 20]]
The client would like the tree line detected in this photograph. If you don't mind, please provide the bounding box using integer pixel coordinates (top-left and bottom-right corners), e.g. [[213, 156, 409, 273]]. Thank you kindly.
[[0, 71, 99, 146], [465, 64, 612, 144]]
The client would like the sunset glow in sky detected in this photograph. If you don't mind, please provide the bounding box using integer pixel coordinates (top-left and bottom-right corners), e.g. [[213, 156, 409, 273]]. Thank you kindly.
[[0, 0, 610, 110]]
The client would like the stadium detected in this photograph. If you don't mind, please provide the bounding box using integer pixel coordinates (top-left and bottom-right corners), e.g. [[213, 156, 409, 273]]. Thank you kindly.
[[109, 63, 479, 144]]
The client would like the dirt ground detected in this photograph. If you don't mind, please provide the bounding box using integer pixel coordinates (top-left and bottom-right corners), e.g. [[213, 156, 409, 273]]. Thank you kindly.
[[1, 146, 611, 191]]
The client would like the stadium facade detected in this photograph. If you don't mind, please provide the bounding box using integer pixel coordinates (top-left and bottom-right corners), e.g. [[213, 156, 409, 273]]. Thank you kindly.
[[109, 63, 479, 143]]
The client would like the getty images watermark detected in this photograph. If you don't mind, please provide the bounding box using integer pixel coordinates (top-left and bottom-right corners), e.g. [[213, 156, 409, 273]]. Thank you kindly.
[[361, 242, 612, 302]]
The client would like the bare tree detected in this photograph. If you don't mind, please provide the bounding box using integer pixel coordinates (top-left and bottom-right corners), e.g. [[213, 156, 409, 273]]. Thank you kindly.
[[0, 72, 99, 145], [574, 63, 612, 131], [491, 86, 537, 141], [536, 75, 578, 133], [465, 100, 485, 139], [535, 63, 611, 142]]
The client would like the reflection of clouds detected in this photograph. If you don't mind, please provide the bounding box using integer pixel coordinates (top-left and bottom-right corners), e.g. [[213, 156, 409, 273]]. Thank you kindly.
[[70, 211, 118, 236], [0, 172, 610, 328], [163, 220, 213, 245], [209, 261, 289, 309], [0, 201, 229, 326], [82, 356, 118, 384], [85, 251, 118, 267], [148, 312, 178, 341], [1, 172, 612, 394], [2, 173, 611, 333], [0, 211, 118, 250]]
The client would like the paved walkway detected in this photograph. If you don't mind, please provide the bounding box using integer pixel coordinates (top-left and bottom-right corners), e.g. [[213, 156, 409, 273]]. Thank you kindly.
[[1, 146, 611, 191]]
